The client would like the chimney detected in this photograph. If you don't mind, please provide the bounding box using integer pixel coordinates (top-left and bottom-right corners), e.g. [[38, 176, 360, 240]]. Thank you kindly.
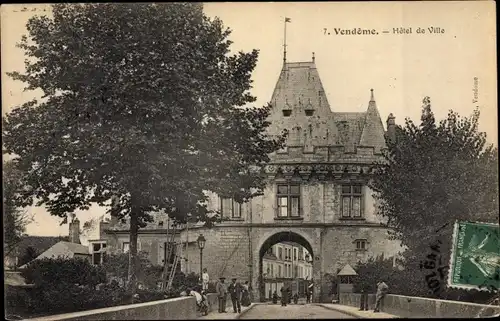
[[69, 218, 81, 244], [386, 113, 396, 144], [99, 220, 109, 239]]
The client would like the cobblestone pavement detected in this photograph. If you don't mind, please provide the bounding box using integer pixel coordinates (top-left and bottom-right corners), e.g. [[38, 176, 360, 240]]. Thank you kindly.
[[198, 303, 256, 320], [316, 304, 398, 318], [239, 303, 356, 319]]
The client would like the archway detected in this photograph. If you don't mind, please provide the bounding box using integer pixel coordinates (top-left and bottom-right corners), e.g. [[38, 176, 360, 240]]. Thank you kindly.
[[258, 231, 314, 303]]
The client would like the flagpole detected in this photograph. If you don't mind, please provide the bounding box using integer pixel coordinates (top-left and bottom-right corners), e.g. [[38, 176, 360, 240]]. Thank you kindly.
[[283, 17, 287, 64]]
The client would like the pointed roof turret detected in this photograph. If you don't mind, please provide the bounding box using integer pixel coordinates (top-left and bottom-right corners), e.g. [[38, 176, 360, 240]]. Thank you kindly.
[[337, 264, 357, 276], [358, 89, 386, 153]]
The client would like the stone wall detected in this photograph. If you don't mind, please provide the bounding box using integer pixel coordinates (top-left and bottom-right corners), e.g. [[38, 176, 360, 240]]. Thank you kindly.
[[339, 293, 500, 318], [25, 297, 198, 321]]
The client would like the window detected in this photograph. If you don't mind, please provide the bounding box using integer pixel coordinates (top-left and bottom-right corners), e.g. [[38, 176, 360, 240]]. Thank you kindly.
[[278, 265, 282, 277], [355, 239, 367, 251], [294, 265, 298, 278], [294, 248, 298, 261], [277, 184, 300, 218], [220, 197, 242, 218], [158, 221, 164, 227], [91, 242, 107, 265], [266, 264, 270, 275], [278, 247, 283, 260], [283, 110, 292, 117], [271, 264, 274, 277], [122, 242, 130, 253], [341, 185, 363, 218]]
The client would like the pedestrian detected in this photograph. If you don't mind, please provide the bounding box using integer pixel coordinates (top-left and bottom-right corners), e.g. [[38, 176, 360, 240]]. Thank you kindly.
[[272, 290, 278, 304], [202, 268, 210, 292], [287, 287, 292, 304], [228, 277, 242, 313], [374, 280, 389, 313], [305, 287, 311, 304], [280, 286, 289, 307], [241, 281, 251, 307], [216, 276, 227, 313], [307, 283, 313, 303]]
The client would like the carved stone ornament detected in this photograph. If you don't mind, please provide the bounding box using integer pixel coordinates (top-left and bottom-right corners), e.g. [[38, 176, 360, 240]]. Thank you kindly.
[[265, 163, 378, 179]]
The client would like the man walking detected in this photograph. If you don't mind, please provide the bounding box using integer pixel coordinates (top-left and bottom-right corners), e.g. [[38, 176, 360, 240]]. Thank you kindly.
[[216, 277, 227, 313], [374, 280, 389, 313], [228, 277, 242, 313]]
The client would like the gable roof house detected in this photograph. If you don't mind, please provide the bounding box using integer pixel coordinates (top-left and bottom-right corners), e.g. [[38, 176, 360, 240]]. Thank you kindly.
[[4, 235, 68, 270], [17, 218, 91, 269]]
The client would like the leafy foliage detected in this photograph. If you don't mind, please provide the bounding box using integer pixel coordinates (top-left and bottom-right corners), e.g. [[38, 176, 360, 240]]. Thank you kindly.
[[8, 257, 171, 318], [353, 255, 497, 303], [371, 97, 498, 260], [365, 97, 498, 302], [22, 257, 106, 287], [3, 161, 33, 257], [18, 246, 40, 267], [103, 251, 163, 289], [3, 3, 286, 290]]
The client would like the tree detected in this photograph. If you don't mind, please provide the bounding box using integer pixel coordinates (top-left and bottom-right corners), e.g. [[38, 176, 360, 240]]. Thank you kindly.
[[3, 160, 33, 257], [18, 246, 39, 267], [370, 97, 498, 295], [3, 3, 286, 293]]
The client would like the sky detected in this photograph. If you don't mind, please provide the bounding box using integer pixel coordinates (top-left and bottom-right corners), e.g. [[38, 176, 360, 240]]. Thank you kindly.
[[1, 2, 497, 239]]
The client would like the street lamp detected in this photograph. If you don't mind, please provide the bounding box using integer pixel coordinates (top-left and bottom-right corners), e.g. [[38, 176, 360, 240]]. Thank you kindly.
[[197, 234, 206, 284]]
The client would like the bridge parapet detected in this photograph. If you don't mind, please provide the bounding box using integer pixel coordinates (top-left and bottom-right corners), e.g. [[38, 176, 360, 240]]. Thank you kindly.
[[339, 293, 500, 318]]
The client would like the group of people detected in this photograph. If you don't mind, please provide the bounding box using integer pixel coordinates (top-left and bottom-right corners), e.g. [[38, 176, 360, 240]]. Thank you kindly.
[[271, 283, 313, 306], [215, 276, 251, 313]]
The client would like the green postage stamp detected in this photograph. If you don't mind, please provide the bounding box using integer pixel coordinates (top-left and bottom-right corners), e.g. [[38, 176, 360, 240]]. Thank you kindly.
[[448, 221, 500, 292]]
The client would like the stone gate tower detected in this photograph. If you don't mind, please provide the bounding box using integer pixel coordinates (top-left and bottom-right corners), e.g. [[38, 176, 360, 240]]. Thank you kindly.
[[102, 55, 402, 303]]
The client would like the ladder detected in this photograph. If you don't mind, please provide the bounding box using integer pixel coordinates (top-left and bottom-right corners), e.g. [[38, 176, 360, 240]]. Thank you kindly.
[[166, 244, 181, 292], [161, 223, 178, 291]]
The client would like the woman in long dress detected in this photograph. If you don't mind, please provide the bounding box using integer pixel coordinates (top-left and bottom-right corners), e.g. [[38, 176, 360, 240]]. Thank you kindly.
[[280, 286, 288, 307], [241, 281, 251, 306]]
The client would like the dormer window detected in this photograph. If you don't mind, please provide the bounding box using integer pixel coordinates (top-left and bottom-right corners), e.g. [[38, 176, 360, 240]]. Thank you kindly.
[[283, 110, 292, 117], [158, 221, 164, 227], [305, 109, 314, 116]]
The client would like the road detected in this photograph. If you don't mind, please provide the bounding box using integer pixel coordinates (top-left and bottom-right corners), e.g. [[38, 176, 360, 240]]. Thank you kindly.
[[239, 303, 355, 319]]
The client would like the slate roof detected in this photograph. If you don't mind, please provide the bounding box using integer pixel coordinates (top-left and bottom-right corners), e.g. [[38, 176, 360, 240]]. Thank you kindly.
[[19, 241, 90, 268], [262, 252, 278, 260], [59, 241, 90, 255], [8, 235, 68, 257], [267, 59, 387, 154]]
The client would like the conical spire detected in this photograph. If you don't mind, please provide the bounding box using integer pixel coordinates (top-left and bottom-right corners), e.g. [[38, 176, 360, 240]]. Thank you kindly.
[[359, 89, 386, 153]]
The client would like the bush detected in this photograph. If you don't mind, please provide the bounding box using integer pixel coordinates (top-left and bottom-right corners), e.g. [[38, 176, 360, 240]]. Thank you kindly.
[[353, 254, 497, 304], [22, 257, 106, 288], [11, 256, 200, 317]]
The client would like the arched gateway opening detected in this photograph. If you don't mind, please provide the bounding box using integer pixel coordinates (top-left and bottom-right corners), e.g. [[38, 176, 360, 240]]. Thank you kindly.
[[258, 231, 314, 303]]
